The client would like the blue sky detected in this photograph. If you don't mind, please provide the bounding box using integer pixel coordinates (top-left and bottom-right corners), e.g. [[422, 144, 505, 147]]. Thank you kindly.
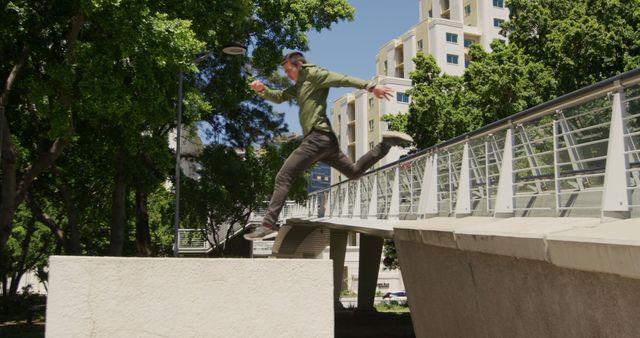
[[273, 0, 418, 134]]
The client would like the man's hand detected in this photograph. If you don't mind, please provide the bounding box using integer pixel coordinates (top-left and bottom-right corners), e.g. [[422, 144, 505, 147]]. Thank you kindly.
[[250, 80, 265, 93], [371, 85, 393, 101]]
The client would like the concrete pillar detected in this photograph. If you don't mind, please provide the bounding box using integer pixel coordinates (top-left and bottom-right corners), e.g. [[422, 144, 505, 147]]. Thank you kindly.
[[330, 230, 349, 308], [357, 234, 384, 311]]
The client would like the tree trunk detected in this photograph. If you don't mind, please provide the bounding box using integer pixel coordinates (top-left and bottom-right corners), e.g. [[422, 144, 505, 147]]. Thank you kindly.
[[28, 197, 72, 253], [135, 191, 152, 256], [9, 219, 35, 298], [0, 9, 84, 251], [0, 117, 17, 249], [109, 149, 127, 256], [53, 166, 81, 254], [1, 276, 7, 300]]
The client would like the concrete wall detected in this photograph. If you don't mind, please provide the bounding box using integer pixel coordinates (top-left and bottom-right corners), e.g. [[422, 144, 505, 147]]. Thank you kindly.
[[396, 240, 640, 337], [394, 217, 640, 337], [46, 256, 333, 338]]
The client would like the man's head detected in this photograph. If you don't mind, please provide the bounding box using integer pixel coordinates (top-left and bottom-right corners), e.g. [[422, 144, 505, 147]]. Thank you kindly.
[[281, 51, 306, 81]]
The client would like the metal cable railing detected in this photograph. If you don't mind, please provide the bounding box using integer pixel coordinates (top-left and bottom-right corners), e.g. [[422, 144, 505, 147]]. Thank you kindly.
[[304, 68, 640, 220]]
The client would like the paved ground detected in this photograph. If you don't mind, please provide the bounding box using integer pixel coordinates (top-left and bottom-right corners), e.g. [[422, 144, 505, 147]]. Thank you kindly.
[[0, 320, 44, 338], [1, 312, 415, 338], [335, 309, 415, 338]]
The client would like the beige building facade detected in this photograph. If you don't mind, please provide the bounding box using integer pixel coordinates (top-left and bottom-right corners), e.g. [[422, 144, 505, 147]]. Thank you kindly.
[[331, 0, 509, 184]]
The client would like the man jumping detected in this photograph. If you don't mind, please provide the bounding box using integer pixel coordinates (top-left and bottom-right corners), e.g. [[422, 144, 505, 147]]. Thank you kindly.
[[244, 51, 413, 240]]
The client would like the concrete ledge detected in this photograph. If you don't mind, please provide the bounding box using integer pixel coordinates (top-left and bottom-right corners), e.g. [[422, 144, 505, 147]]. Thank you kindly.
[[455, 217, 601, 261], [547, 218, 640, 279], [287, 217, 395, 238], [46, 256, 333, 338], [395, 217, 495, 249], [393, 216, 640, 277]]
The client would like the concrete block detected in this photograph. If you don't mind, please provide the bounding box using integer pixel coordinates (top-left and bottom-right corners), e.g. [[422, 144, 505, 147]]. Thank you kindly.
[[46, 256, 333, 338], [547, 218, 640, 279]]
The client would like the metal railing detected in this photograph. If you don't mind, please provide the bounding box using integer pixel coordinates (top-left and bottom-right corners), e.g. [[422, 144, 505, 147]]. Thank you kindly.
[[177, 201, 310, 253], [305, 68, 640, 221]]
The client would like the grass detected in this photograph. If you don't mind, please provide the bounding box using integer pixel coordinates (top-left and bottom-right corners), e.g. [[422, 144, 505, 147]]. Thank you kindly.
[[375, 302, 410, 313]]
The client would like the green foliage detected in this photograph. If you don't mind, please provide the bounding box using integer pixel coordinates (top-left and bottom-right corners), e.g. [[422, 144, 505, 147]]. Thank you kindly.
[[375, 302, 410, 313], [180, 137, 308, 254], [382, 239, 398, 270], [405, 52, 477, 148], [381, 112, 408, 133], [504, 0, 640, 93], [463, 41, 557, 125], [1, 0, 354, 293]]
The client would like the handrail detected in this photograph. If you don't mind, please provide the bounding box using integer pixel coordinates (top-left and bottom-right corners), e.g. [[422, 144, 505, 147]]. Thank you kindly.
[[306, 68, 640, 220]]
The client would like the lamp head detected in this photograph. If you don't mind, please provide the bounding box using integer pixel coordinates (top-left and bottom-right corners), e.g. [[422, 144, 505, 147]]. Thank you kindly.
[[222, 41, 247, 56]]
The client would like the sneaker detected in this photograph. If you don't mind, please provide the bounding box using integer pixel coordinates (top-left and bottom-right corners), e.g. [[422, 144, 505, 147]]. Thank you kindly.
[[243, 224, 279, 241], [382, 131, 414, 147]]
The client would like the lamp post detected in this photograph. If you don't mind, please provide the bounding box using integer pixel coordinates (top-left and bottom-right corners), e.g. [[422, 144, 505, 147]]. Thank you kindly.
[[174, 42, 247, 257]]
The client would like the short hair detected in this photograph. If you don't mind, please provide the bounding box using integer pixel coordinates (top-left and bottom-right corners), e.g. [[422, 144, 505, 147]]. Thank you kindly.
[[281, 51, 307, 66]]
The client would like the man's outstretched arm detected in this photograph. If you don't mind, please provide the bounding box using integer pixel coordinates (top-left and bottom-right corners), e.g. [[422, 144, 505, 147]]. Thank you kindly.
[[250, 80, 296, 103], [306, 67, 393, 100]]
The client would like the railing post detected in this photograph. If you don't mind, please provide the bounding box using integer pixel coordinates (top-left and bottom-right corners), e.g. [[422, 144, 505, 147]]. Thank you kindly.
[[388, 166, 400, 220], [368, 174, 378, 219], [602, 83, 631, 220], [353, 180, 361, 218], [418, 153, 439, 216], [455, 142, 471, 217], [485, 140, 490, 213], [553, 115, 561, 215], [341, 184, 349, 218], [494, 127, 515, 218], [448, 151, 453, 214]]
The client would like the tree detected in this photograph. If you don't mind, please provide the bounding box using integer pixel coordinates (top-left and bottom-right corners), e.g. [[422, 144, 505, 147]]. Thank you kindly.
[[504, 0, 640, 94], [1, 0, 356, 256], [404, 52, 478, 148], [180, 137, 308, 256], [463, 41, 557, 125]]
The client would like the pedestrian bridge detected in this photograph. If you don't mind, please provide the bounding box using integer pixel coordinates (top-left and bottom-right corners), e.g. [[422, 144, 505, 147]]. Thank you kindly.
[[274, 68, 640, 336]]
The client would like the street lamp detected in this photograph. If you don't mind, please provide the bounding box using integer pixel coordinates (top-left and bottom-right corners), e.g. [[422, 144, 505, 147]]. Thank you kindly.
[[174, 42, 247, 257]]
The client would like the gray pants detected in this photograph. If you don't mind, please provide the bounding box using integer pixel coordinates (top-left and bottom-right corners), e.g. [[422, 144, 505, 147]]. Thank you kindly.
[[263, 129, 390, 226]]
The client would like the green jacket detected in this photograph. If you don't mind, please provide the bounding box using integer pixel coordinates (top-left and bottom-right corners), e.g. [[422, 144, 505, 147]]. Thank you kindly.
[[258, 64, 369, 136]]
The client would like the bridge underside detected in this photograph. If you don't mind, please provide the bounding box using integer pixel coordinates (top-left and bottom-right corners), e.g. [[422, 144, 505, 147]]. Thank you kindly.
[[275, 215, 640, 336]]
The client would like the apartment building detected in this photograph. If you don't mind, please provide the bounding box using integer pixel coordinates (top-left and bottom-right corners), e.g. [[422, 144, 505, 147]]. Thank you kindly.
[[331, 0, 509, 184]]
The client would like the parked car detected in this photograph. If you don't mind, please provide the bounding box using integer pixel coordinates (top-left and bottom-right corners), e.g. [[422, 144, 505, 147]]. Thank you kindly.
[[382, 291, 407, 305]]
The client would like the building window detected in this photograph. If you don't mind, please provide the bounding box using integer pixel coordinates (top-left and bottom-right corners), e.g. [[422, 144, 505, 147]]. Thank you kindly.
[[369, 119, 375, 132], [493, 18, 504, 27], [383, 60, 388, 74], [369, 142, 375, 150], [446, 54, 459, 64], [396, 92, 410, 103], [428, 9, 432, 18], [464, 5, 471, 16], [368, 97, 374, 108], [465, 59, 470, 68], [446, 32, 458, 44], [493, 0, 504, 8], [464, 39, 474, 47], [417, 39, 423, 50]]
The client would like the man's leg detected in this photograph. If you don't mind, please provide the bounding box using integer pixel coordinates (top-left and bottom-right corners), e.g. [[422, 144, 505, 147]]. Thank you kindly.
[[323, 142, 391, 180], [323, 131, 414, 179], [245, 133, 330, 240]]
